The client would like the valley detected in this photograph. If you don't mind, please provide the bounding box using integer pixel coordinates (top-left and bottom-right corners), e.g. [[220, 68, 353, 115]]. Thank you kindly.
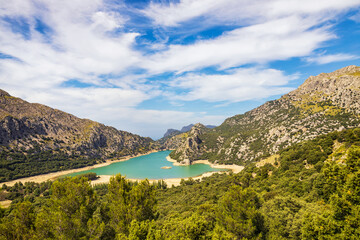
[[1, 65, 360, 239]]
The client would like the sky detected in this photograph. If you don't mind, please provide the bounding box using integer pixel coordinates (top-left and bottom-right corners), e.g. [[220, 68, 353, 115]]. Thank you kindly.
[[0, 0, 360, 139]]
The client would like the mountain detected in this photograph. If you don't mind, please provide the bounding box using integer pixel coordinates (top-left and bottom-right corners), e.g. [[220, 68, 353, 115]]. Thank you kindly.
[[0, 90, 157, 181], [180, 124, 195, 133], [163, 129, 182, 138], [169, 65, 360, 165]]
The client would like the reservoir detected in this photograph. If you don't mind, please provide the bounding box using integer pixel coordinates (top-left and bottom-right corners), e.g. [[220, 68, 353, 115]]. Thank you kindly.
[[66, 150, 225, 179]]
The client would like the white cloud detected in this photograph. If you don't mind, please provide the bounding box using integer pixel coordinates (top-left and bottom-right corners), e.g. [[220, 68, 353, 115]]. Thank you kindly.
[[143, 0, 223, 26], [91, 11, 124, 32], [141, 16, 334, 73], [0, 0, 36, 18], [0, 0, 141, 88], [168, 67, 296, 102], [350, 11, 360, 22], [305, 53, 359, 65]]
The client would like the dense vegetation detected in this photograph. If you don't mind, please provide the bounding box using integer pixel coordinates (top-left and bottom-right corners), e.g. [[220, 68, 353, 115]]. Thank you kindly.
[[0, 140, 155, 182], [0, 145, 99, 182], [1, 128, 360, 239]]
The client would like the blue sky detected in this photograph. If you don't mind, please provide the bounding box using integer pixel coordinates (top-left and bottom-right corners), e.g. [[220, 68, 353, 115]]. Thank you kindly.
[[0, 0, 360, 139]]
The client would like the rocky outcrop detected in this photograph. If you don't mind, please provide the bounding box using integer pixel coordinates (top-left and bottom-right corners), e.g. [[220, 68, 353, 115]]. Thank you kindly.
[[168, 123, 208, 164], [159, 124, 216, 149], [170, 65, 360, 165], [0, 90, 157, 159]]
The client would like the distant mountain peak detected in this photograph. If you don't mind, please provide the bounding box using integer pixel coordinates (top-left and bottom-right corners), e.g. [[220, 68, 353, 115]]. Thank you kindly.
[[163, 129, 181, 138], [180, 124, 194, 133]]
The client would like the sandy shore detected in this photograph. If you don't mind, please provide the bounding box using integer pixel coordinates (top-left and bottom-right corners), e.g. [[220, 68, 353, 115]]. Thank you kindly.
[[1, 150, 158, 187]]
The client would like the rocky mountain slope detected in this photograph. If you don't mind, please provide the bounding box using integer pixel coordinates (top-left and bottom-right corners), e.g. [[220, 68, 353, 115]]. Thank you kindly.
[[0, 90, 157, 181], [169, 65, 360, 165]]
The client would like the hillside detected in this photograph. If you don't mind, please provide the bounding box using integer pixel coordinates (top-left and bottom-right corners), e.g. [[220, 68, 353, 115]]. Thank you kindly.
[[0, 90, 157, 181], [2, 127, 360, 239], [169, 65, 360, 164]]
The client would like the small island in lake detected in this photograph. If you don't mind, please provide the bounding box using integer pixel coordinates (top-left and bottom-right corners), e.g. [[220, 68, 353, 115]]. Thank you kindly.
[[161, 166, 172, 169]]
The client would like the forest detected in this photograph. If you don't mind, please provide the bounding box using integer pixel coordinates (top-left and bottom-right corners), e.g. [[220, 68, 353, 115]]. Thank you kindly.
[[0, 128, 360, 239]]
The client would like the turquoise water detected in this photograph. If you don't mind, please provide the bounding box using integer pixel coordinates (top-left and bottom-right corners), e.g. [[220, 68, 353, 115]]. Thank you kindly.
[[66, 151, 225, 179]]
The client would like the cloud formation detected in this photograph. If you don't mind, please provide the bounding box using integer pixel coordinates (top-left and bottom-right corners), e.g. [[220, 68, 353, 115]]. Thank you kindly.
[[0, 0, 359, 138], [305, 53, 359, 65], [141, 16, 334, 73], [143, 0, 360, 26]]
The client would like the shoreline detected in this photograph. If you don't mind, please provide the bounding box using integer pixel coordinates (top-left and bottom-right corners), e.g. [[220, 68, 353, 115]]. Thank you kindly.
[[1, 150, 159, 187]]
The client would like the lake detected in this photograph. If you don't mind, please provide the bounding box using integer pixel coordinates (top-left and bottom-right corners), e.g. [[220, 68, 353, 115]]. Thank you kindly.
[[66, 150, 226, 179]]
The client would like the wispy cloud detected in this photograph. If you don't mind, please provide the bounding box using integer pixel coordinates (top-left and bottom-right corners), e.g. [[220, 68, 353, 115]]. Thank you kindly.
[[350, 10, 360, 22], [141, 16, 334, 73], [143, 0, 360, 27], [305, 53, 359, 65]]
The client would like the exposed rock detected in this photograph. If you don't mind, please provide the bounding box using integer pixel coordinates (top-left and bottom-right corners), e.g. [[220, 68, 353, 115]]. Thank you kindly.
[[168, 123, 208, 164]]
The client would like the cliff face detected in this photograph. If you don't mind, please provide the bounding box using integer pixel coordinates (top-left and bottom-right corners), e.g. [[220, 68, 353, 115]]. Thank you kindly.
[[168, 123, 207, 164], [0, 90, 156, 159], [169, 65, 360, 164]]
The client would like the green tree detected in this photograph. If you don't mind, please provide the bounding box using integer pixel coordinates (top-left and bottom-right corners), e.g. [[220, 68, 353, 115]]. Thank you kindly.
[[0, 201, 35, 240], [216, 186, 265, 239], [35, 177, 101, 239], [107, 174, 156, 236]]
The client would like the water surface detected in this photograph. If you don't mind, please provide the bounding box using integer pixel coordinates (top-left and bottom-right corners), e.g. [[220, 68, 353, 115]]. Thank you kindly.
[[67, 151, 225, 179]]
